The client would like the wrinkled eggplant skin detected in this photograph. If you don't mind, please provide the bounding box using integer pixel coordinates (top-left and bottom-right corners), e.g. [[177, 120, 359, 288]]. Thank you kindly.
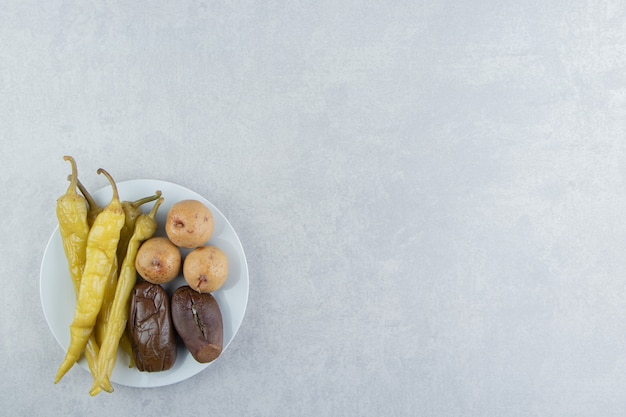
[[128, 281, 177, 372], [171, 286, 223, 363]]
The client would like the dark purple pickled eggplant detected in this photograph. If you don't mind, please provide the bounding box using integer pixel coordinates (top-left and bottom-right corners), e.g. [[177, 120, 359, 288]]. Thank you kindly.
[[171, 286, 223, 363], [128, 282, 177, 372]]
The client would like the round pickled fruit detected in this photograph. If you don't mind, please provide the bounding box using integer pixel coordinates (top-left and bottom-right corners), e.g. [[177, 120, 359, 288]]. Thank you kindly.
[[165, 200, 214, 249], [183, 245, 228, 293], [135, 237, 181, 284]]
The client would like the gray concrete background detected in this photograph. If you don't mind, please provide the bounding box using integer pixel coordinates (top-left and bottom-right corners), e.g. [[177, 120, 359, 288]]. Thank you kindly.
[[2, 1, 626, 415]]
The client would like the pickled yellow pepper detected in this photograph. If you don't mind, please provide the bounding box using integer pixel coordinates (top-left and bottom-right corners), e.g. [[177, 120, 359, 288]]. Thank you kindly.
[[77, 177, 144, 370], [95, 256, 119, 346], [105, 192, 162, 342], [117, 191, 162, 271], [74, 177, 119, 353], [54, 168, 125, 384], [55, 156, 100, 379], [75, 176, 102, 228], [90, 197, 164, 396]]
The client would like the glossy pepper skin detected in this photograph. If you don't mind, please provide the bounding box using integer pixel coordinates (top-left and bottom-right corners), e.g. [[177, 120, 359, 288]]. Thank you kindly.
[[95, 255, 119, 345], [76, 176, 120, 360], [117, 191, 162, 273], [77, 177, 150, 370], [102, 191, 163, 368], [57, 157, 89, 296], [75, 178, 118, 354], [75, 176, 102, 228], [90, 197, 164, 396], [54, 168, 125, 384], [95, 191, 163, 350], [55, 156, 101, 381]]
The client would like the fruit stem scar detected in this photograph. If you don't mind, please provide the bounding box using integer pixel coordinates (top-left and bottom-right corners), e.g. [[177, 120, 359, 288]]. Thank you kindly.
[[196, 275, 207, 292]]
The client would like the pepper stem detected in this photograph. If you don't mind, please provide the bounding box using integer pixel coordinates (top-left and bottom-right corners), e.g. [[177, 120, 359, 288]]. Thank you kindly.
[[132, 190, 162, 209], [148, 197, 164, 219], [75, 177, 98, 210], [63, 156, 79, 195], [97, 168, 119, 202]]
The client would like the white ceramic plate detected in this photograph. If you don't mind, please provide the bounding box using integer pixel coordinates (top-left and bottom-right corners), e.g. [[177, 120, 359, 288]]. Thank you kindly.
[[40, 179, 249, 388]]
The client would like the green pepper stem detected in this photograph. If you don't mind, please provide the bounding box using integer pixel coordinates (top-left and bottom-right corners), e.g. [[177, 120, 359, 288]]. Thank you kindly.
[[149, 197, 164, 219], [63, 156, 79, 195], [97, 168, 119, 202], [131, 190, 162, 209], [75, 177, 99, 210]]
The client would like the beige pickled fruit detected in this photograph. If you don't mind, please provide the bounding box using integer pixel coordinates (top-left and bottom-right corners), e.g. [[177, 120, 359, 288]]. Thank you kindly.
[[135, 237, 181, 284], [165, 200, 214, 249], [183, 246, 228, 293]]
